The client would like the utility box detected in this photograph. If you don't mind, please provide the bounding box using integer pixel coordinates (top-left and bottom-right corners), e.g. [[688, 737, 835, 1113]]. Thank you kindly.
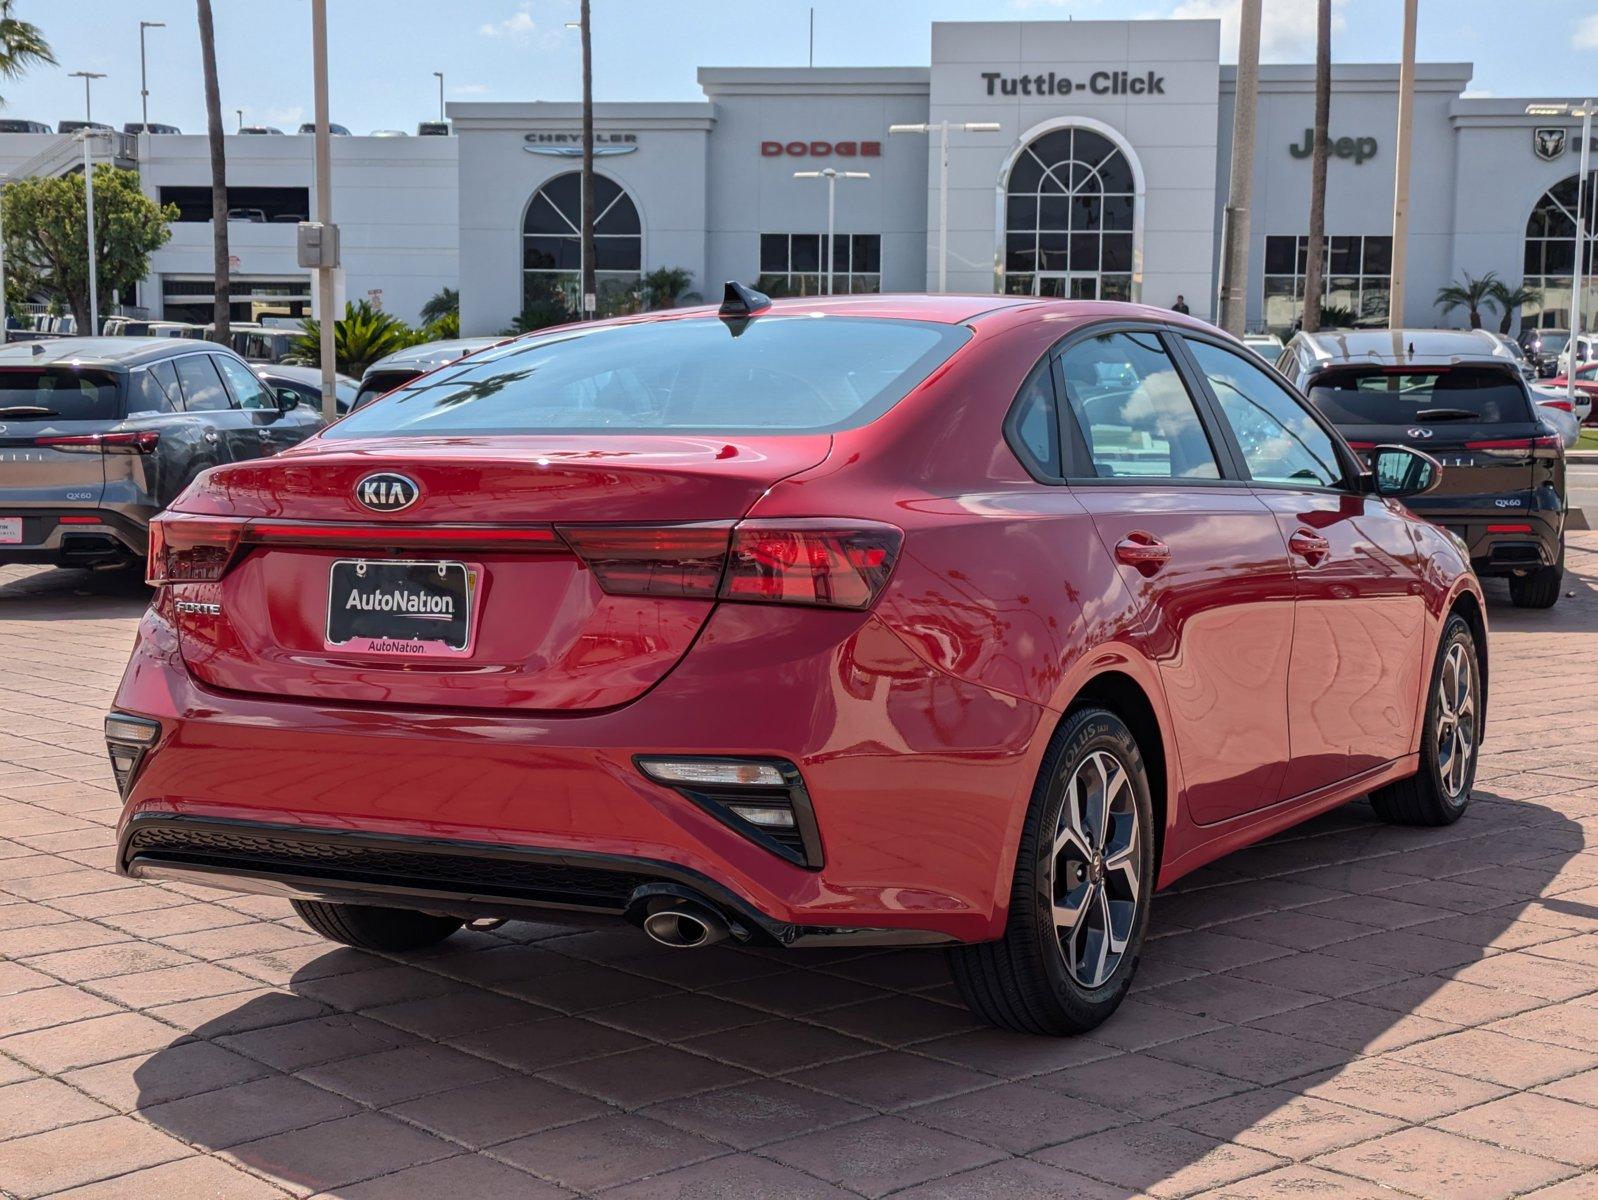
[[296, 221, 341, 270]]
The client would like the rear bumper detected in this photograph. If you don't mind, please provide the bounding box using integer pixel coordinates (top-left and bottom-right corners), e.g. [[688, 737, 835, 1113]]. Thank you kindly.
[[111, 598, 1049, 945], [0, 509, 144, 566], [1410, 507, 1562, 577]]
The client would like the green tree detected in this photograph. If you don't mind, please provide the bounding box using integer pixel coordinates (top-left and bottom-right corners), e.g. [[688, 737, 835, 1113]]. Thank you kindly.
[[293, 300, 423, 376], [1, 166, 176, 332], [1435, 270, 1501, 329], [0, 1, 54, 107], [640, 267, 700, 310], [1487, 278, 1540, 335], [419, 285, 458, 325]]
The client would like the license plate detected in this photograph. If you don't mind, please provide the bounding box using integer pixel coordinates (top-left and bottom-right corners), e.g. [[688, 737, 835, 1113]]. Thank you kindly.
[[325, 559, 478, 658], [0, 518, 20, 545]]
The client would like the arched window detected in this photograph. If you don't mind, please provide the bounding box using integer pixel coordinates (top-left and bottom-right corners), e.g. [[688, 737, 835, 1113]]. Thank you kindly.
[[1524, 170, 1597, 331], [522, 171, 641, 321], [1003, 127, 1135, 300]]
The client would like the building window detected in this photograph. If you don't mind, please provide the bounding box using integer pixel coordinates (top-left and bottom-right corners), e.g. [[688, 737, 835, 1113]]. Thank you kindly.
[[1262, 235, 1392, 335], [757, 233, 881, 296], [162, 275, 311, 324], [158, 186, 309, 223], [1002, 126, 1135, 300], [1523, 170, 1597, 331], [522, 170, 641, 322]]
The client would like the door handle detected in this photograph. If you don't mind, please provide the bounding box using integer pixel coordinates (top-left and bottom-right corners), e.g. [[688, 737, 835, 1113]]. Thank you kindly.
[[1289, 529, 1331, 565], [1114, 533, 1172, 574]]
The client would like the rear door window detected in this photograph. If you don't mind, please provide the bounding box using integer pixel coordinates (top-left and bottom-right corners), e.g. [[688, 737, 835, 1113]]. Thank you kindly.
[[325, 316, 971, 438], [1308, 367, 1534, 426], [0, 368, 122, 421], [1056, 331, 1221, 479], [214, 354, 275, 410], [173, 354, 233, 412]]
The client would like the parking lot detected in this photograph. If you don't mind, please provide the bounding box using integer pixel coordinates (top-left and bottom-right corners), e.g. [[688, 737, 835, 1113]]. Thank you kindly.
[[0, 544, 1595, 1200]]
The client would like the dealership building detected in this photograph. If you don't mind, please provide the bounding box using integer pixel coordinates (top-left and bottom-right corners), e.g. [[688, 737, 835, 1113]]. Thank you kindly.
[[1, 18, 1594, 339]]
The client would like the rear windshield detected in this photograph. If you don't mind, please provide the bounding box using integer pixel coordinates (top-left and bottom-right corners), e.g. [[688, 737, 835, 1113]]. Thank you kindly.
[[1308, 367, 1533, 426], [325, 316, 971, 438], [0, 368, 121, 421], [351, 370, 419, 412]]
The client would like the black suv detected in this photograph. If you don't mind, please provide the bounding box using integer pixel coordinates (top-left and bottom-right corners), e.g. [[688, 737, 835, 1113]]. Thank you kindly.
[[1518, 327, 1568, 378], [1277, 329, 1566, 609]]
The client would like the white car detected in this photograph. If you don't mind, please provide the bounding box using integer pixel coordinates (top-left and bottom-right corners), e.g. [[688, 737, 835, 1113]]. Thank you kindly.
[[1242, 333, 1285, 363], [1530, 384, 1589, 448], [1556, 332, 1596, 379]]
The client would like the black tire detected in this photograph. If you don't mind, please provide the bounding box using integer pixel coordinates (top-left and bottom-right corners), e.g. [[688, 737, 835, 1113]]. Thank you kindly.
[[1508, 540, 1563, 609], [1369, 613, 1480, 827], [948, 707, 1155, 1036], [291, 899, 463, 952]]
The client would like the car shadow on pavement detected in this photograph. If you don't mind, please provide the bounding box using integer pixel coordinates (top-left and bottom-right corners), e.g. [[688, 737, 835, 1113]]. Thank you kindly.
[[129, 789, 1598, 1199], [0, 564, 151, 619]]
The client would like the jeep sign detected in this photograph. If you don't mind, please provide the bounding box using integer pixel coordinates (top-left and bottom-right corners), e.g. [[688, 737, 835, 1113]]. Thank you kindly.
[[1289, 129, 1378, 165]]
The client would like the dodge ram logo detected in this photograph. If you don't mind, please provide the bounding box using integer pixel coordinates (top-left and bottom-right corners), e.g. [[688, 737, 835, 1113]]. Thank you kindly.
[[355, 473, 419, 513]]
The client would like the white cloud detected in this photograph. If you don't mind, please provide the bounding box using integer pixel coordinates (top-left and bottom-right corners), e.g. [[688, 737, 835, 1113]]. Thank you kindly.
[[1575, 14, 1598, 50], [479, 7, 538, 40], [1163, 0, 1348, 61], [451, 83, 489, 96]]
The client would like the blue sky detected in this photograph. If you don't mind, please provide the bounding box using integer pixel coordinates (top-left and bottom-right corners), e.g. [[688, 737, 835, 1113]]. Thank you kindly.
[[5, 1, 1597, 134]]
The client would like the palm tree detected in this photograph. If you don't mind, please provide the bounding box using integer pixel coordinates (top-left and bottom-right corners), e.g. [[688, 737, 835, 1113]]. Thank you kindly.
[[640, 267, 699, 309], [1488, 278, 1541, 335], [196, 0, 229, 342], [1435, 270, 1501, 329], [1301, 0, 1331, 333], [0, 2, 55, 106], [419, 286, 458, 325]]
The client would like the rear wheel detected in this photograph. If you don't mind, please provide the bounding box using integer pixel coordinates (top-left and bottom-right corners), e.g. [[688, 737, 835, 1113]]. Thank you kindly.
[[1508, 540, 1563, 609], [291, 900, 463, 952], [1370, 614, 1480, 826], [948, 707, 1154, 1035]]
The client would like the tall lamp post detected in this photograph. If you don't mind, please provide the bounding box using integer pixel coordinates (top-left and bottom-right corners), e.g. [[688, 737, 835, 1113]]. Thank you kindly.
[[311, 0, 337, 419], [68, 70, 105, 125], [889, 120, 1001, 293], [138, 21, 165, 132], [1527, 100, 1595, 407], [1388, 0, 1418, 328], [432, 71, 445, 124], [793, 168, 870, 295], [79, 131, 101, 333], [1217, 0, 1261, 333], [0, 174, 9, 343]]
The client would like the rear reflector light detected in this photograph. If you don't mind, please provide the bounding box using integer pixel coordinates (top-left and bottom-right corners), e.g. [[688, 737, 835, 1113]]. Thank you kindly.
[[556, 523, 732, 598], [1539, 399, 1574, 413], [36, 430, 160, 454], [58, 515, 102, 525], [1344, 440, 1377, 450], [1487, 523, 1533, 533], [637, 758, 787, 787], [104, 713, 160, 798], [147, 513, 244, 585]]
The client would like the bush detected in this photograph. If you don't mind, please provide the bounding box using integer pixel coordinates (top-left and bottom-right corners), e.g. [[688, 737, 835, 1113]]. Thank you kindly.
[[293, 300, 425, 376]]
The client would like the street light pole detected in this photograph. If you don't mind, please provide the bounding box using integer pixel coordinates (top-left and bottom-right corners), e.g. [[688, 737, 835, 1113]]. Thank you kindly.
[[68, 71, 105, 125], [433, 71, 445, 124], [138, 21, 165, 132], [1388, 0, 1418, 329], [793, 168, 870, 295], [0, 174, 9, 344], [1217, 0, 1261, 333], [235, 109, 244, 132], [311, 0, 337, 419], [888, 121, 1000, 292], [81, 132, 99, 333]]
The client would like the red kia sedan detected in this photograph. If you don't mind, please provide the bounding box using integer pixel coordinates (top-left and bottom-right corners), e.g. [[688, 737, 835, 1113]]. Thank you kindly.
[[108, 287, 1485, 1035]]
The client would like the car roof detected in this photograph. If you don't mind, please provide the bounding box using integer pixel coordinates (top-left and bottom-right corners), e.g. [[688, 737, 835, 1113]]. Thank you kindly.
[[360, 337, 504, 378], [1290, 327, 1520, 369], [257, 363, 354, 387], [0, 336, 216, 369]]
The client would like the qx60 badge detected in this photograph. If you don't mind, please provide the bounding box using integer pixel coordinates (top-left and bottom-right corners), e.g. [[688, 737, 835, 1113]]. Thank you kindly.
[[356, 473, 420, 513]]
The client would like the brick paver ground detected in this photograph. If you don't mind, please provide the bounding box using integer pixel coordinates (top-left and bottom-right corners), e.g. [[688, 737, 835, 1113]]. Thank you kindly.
[[0, 542, 1596, 1199]]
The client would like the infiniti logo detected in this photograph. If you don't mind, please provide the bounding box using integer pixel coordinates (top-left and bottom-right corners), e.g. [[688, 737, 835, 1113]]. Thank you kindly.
[[1406, 427, 1434, 439], [355, 472, 420, 513]]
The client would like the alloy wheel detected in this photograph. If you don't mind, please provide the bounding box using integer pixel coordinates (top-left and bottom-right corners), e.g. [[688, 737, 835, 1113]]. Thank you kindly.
[[1436, 641, 1476, 799], [1048, 749, 1142, 988]]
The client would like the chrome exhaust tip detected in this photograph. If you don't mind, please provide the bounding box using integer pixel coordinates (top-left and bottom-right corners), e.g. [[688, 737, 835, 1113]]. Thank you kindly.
[[641, 903, 728, 949]]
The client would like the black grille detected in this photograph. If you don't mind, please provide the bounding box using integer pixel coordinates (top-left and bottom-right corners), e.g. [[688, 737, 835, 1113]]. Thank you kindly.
[[124, 826, 651, 908]]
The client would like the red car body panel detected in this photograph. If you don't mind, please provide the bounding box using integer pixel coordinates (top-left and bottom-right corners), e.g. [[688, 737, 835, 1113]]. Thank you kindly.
[[111, 295, 1485, 944]]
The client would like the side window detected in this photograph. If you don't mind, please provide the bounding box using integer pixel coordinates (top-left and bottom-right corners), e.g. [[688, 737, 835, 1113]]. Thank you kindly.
[[1057, 331, 1220, 479], [173, 354, 232, 412], [214, 354, 275, 411], [131, 362, 181, 413], [1008, 359, 1061, 478], [1184, 338, 1343, 488]]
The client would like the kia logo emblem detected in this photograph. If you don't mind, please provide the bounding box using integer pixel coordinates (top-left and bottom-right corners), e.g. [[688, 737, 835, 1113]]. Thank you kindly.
[[1406, 427, 1433, 439], [355, 472, 419, 512]]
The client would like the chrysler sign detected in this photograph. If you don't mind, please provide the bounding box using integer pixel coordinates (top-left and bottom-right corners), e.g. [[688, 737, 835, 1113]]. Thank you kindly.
[[981, 70, 1166, 97], [524, 132, 638, 157]]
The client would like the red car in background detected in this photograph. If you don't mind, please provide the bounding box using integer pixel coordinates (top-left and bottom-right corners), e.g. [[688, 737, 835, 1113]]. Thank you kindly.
[[108, 287, 1485, 1035], [1546, 361, 1598, 420]]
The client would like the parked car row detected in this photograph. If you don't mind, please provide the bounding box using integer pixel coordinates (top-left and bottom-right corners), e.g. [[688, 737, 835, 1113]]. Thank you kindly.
[[0, 118, 448, 136]]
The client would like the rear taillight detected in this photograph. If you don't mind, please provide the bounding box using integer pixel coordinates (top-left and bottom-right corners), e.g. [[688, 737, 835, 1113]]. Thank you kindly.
[[559, 519, 903, 610], [146, 513, 245, 585], [1539, 399, 1574, 414], [723, 520, 901, 610], [1465, 435, 1563, 459], [36, 430, 160, 454], [556, 523, 733, 598]]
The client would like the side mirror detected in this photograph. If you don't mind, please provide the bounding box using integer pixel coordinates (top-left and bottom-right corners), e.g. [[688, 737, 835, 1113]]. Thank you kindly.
[[1367, 444, 1442, 498], [275, 387, 301, 411]]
